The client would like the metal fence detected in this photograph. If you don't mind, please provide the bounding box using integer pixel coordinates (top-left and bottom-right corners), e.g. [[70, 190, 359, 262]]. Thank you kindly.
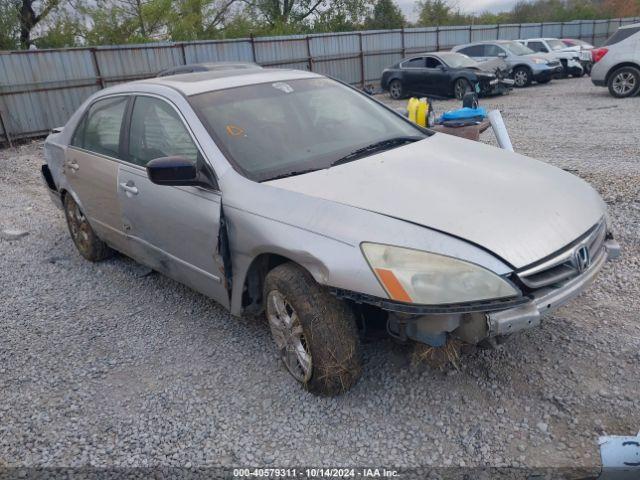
[[1, 16, 638, 144]]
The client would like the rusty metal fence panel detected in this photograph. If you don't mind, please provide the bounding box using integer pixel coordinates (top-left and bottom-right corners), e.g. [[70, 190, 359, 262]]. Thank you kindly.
[[1, 16, 639, 144]]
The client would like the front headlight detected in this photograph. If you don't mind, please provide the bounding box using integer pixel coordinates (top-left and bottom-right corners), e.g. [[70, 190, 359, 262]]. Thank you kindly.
[[531, 57, 547, 64], [361, 243, 520, 305]]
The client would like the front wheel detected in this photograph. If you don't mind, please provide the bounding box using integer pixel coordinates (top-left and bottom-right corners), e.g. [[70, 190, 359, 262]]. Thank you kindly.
[[264, 263, 362, 396], [63, 194, 112, 262], [512, 67, 532, 87], [608, 66, 640, 98], [454, 78, 472, 100], [388, 79, 404, 100]]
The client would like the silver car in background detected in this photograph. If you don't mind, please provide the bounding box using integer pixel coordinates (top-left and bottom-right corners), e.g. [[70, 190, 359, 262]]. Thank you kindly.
[[42, 67, 620, 396], [453, 40, 563, 87]]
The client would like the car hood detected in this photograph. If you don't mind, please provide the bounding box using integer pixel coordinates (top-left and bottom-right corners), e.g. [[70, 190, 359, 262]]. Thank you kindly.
[[266, 134, 605, 269]]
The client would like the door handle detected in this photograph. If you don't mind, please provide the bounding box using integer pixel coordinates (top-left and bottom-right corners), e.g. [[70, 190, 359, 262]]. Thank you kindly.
[[119, 182, 139, 195]]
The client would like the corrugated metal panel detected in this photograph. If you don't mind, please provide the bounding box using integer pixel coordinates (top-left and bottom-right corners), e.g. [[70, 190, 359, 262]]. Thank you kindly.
[[520, 23, 543, 38], [404, 27, 438, 53], [541, 22, 562, 38], [313, 58, 361, 84], [255, 35, 308, 64], [362, 30, 401, 53], [364, 53, 402, 83], [472, 25, 497, 42], [438, 26, 471, 49], [184, 40, 254, 63], [498, 24, 520, 40], [95, 45, 183, 80], [562, 21, 582, 38], [310, 33, 359, 58]]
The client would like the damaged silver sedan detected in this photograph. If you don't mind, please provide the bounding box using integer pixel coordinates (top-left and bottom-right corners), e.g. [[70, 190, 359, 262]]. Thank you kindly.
[[42, 67, 620, 396]]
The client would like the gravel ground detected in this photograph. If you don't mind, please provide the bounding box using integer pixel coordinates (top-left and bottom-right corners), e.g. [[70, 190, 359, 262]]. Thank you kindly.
[[1, 77, 639, 472]]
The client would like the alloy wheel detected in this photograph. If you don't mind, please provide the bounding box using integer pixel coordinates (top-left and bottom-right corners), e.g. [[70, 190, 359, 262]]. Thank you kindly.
[[266, 290, 313, 383], [454, 80, 470, 100], [612, 72, 637, 96], [514, 70, 528, 87], [389, 81, 402, 99], [67, 201, 92, 256]]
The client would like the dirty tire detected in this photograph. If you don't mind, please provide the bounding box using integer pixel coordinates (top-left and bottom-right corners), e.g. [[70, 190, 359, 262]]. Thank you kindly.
[[607, 66, 640, 98], [513, 66, 532, 87], [454, 78, 472, 100], [264, 262, 362, 396], [388, 79, 404, 100], [63, 194, 112, 262]]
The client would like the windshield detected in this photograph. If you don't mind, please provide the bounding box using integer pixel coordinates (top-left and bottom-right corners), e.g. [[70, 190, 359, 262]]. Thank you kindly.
[[503, 41, 534, 55], [439, 52, 478, 68], [190, 78, 427, 181], [547, 39, 566, 51]]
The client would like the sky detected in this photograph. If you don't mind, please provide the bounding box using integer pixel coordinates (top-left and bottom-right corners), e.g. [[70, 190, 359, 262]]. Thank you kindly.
[[398, 0, 519, 21]]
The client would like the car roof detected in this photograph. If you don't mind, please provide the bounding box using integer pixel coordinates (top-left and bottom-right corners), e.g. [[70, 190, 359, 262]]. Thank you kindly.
[[136, 68, 322, 96]]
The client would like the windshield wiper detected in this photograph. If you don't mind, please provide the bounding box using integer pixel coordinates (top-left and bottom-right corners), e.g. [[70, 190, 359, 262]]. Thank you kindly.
[[263, 168, 323, 181], [330, 136, 424, 167]]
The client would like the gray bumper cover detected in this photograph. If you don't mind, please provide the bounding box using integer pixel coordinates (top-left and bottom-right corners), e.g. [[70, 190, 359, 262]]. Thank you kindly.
[[488, 239, 620, 337]]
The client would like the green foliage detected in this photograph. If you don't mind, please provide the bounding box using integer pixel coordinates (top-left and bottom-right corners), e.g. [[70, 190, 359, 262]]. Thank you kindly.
[[415, 0, 469, 27], [0, 1, 20, 50], [366, 0, 405, 29]]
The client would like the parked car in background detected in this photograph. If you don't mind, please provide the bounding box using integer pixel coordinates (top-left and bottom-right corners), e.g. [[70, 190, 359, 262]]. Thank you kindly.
[[380, 52, 513, 100], [41, 67, 620, 396], [591, 22, 640, 98], [517, 38, 585, 77], [157, 62, 262, 77], [561, 39, 594, 74], [452, 40, 562, 87]]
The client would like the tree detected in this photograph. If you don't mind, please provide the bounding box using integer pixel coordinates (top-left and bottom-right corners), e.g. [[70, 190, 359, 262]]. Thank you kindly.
[[17, 0, 64, 48], [0, 1, 20, 50], [366, 0, 405, 29], [415, 0, 468, 26]]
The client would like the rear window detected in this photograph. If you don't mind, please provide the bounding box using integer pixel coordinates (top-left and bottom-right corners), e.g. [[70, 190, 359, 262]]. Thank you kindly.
[[603, 26, 640, 46]]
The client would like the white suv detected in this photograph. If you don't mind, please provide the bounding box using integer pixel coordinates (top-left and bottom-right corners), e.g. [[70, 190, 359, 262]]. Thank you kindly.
[[591, 22, 640, 98], [518, 38, 585, 77]]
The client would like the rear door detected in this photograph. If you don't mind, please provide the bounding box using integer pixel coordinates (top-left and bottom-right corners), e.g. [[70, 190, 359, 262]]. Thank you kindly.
[[424, 56, 450, 96], [401, 57, 428, 94], [460, 44, 490, 61], [117, 95, 229, 307], [66, 95, 130, 250]]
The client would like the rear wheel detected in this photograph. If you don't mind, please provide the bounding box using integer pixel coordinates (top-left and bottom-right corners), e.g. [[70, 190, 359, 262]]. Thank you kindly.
[[454, 78, 472, 100], [388, 79, 404, 100], [264, 263, 362, 396], [513, 67, 532, 87], [608, 66, 640, 98], [63, 194, 112, 262]]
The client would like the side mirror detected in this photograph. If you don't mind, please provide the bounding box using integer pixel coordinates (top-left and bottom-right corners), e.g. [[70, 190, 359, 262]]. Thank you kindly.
[[146, 156, 199, 186], [498, 52, 507, 58]]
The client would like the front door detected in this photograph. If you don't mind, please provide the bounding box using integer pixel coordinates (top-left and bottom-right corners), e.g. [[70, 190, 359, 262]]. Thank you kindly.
[[424, 56, 450, 96], [66, 95, 129, 249], [117, 95, 229, 307]]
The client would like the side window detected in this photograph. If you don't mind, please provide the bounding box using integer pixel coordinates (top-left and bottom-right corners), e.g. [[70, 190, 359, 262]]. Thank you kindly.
[[484, 44, 502, 56], [528, 41, 547, 53], [425, 57, 443, 68], [459, 45, 484, 57], [403, 57, 426, 68], [128, 96, 200, 167], [71, 96, 127, 157]]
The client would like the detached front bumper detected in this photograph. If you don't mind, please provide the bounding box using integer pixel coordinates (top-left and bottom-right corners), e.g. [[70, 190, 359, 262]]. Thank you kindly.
[[488, 238, 620, 337]]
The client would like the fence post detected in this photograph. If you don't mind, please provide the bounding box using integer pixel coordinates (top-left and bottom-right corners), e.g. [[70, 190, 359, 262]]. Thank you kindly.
[[469, 24, 472, 42], [401, 26, 405, 57], [91, 48, 105, 89], [179, 43, 187, 65], [592, 20, 596, 45], [496, 23, 501, 40], [305, 35, 313, 72], [518, 23, 522, 39], [250, 33, 257, 63], [435, 26, 440, 51], [358, 32, 365, 88], [560, 21, 564, 38]]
